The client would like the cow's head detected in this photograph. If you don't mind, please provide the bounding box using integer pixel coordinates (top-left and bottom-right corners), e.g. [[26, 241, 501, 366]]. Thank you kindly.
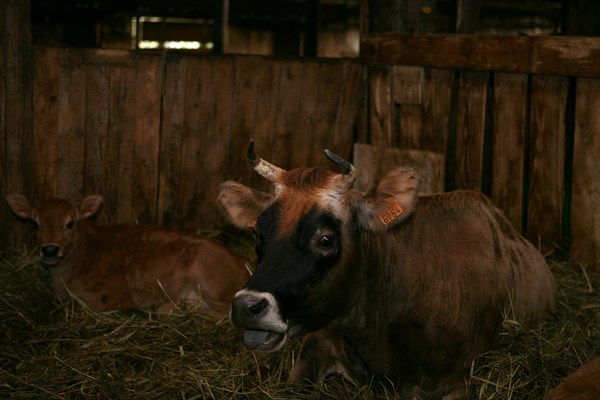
[[6, 194, 104, 265], [218, 141, 419, 352]]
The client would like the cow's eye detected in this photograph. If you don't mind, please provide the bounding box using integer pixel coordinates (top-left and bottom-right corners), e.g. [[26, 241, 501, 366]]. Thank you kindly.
[[319, 235, 336, 249], [66, 220, 74, 230]]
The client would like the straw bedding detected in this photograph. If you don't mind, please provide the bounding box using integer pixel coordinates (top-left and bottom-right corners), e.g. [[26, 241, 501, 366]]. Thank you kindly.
[[0, 239, 598, 399]]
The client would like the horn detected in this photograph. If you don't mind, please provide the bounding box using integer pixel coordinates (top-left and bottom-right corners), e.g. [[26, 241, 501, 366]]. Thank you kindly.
[[324, 149, 356, 188], [247, 140, 285, 183]]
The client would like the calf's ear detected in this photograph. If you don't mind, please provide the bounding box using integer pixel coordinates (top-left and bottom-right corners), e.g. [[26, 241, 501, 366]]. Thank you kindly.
[[218, 181, 272, 229], [6, 194, 34, 219], [358, 167, 419, 232], [78, 194, 104, 219]]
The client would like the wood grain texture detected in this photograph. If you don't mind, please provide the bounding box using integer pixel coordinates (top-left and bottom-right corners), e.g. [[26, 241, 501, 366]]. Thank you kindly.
[[453, 70, 489, 191], [362, 34, 600, 78], [527, 75, 568, 254], [491, 73, 528, 232], [368, 65, 393, 147], [570, 78, 600, 270]]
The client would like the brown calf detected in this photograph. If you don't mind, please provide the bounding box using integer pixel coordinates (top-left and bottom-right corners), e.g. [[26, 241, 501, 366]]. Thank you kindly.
[[7, 194, 250, 318], [545, 357, 600, 400]]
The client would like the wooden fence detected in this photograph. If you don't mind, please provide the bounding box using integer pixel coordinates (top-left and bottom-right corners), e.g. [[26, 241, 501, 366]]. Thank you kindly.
[[362, 33, 600, 269], [1, 48, 362, 247], [1, 36, 599, 270]]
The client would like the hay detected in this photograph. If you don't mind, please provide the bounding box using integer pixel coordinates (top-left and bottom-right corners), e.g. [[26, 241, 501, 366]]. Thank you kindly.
[[0, 246, 598, 399]]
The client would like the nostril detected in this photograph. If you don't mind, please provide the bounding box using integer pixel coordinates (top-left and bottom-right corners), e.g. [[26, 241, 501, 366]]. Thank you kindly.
[[41, 245, 60, 258], [248, 298, 267, 315]]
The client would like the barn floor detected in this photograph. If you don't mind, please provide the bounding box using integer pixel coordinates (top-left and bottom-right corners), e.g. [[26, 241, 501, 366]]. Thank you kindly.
[[0, 244, 598, 399]]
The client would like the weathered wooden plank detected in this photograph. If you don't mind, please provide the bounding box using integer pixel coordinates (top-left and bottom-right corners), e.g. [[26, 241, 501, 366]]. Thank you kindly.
[[527, 76, 568, 255], [133, 53, 162, 225], [392, 66, 424, 149], [228, 56, 263, 186], [368, 65, 393, 147], [157, 54, 186, 228], [107, 65, 136, 223], [290, 59, 318, 168], [362, 34, 600, 78], [56, 48, 86, 201], [353, 143, 445, 195], [491, 73, 529, 232], [331, 59, 362, 160], [570, 78, 600, 270], [33, 47, 59, 200], [420, 68, 453, 153], [453, 70, 489, 190], [1, 0, 34, 248], [84, 54, 110, 224]]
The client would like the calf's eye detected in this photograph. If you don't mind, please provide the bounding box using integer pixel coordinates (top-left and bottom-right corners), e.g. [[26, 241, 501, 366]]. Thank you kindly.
[[66, 221, 75, 230]]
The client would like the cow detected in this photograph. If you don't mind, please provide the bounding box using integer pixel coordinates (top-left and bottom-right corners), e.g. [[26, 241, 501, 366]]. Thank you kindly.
[[544, 357, 600, 400], [6, 194, 251, 318], [217, 141, 557, 399]]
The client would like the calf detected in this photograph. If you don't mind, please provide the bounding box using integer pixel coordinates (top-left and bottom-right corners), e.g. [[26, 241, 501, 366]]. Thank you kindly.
[[218, 141, 557, 398], [7, 194, 250, 318], [544, 357, 600, 400]]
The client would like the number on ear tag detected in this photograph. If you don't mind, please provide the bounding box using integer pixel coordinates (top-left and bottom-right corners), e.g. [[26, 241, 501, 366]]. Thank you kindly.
[[379, 203, 404, 225]]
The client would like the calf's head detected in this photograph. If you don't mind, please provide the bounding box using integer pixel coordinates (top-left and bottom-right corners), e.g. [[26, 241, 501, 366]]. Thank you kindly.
[[6, 194, 104, 265], [218, 141, 418, 352]]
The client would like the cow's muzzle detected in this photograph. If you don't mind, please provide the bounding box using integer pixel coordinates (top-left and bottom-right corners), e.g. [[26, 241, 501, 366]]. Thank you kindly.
[[230, 289, 288, 352], [40, 244, 63, 265]]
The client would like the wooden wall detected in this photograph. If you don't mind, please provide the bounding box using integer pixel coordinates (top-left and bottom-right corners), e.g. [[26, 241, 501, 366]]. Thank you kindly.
[[1, 48, 361, 248], [362, 34, 600, 270]]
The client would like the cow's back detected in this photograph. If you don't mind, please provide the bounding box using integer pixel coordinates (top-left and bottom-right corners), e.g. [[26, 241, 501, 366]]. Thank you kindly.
[[368, 191, 555, 391], [57, 221, 249, 315]]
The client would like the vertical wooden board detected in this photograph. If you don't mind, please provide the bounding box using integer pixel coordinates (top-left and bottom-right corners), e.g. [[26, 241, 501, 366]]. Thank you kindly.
[[33, 47, 59, 200], [527, 75, 568, 254], [332, 59, 363, 159], [397, 104, 423, 149], [2, 0, 34, 248], [56, 48, 86, 201], [308, 60, 344, 166], [289, 59, 319, 168], [393, 67, 424, 149], [271, 59, 305, 169], [570, 78, 600, 270], [107, 65, 136, 223], [491, 73, 528, 231], [368, 65, 393, 147], [453, 70, 488, 190], [133, 53, 162, 225], [157, 54, 186, 228], [421, 69, 453, 153], [249, 59, 283, 193], [84, 58, 110, 224], [197, 56, 236, 230], [228, 56, 264, 187]]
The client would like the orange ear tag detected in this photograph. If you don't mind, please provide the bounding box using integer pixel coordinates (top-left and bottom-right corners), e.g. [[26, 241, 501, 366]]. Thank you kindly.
[[247, 219, 257, 229], [379, 203, 404, 225]]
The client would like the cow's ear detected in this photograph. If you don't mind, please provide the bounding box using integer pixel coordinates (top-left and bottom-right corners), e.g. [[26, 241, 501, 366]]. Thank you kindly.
[[78, 194, 104, 219], [218, 181, 272, 230], [358, 167, 419, 232], [6, 194, 34, 220]]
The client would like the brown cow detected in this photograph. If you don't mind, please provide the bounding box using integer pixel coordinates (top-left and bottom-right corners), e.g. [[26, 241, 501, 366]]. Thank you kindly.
[[218, 141, 557, 399], [545, 357, 600, 400], [6, 194, 250, 318]]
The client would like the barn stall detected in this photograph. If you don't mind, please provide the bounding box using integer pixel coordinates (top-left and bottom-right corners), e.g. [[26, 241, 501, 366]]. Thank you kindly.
[[1, 0, 599, 398]]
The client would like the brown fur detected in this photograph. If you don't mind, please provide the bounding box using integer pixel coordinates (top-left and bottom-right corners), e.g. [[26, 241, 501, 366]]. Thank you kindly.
[[7, 194, 250, 318], [219, 164, 557, 397], [545, 357, 600, 400]]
